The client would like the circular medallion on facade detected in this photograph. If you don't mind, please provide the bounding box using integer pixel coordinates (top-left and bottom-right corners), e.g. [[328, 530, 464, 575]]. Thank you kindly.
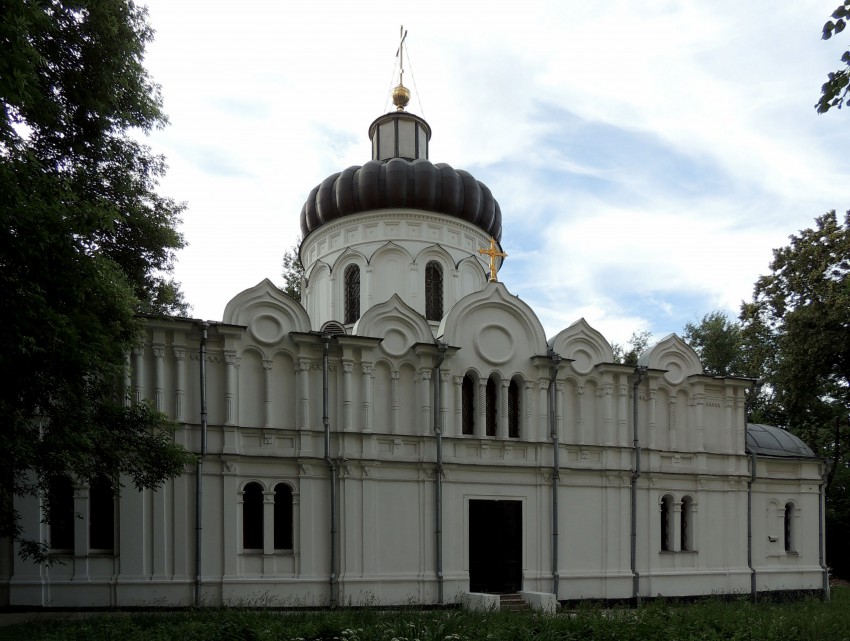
[[380, 327, 409, 358], [473, 324, 514, 365], [250, 313, 285, 345]]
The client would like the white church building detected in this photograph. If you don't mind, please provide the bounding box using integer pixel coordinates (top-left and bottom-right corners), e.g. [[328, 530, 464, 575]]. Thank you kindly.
[[3, 81, 828, 609]]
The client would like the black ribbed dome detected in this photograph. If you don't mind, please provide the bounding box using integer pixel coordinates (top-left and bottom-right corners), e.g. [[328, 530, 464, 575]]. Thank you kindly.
[[299, 158, 502, 241]]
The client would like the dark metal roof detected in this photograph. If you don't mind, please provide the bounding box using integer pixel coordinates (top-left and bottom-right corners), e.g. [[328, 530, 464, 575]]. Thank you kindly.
[[746, 423, 816, 459], [299, 158, 502, 241]]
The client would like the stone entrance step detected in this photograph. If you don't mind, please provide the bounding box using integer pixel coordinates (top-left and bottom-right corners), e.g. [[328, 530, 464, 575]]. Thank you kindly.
[[499, 593, 530, 612]]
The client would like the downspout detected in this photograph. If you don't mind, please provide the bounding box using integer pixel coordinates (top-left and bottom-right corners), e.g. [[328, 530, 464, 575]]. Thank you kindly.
[[630, 366, 646, 606], [549, 352, 562, 596], [322, 334, 338, 607], [194, 321, 209, 606], [820, 462, 830, 600], [433, 342, 447, 604], [747, 449, 757, 601]]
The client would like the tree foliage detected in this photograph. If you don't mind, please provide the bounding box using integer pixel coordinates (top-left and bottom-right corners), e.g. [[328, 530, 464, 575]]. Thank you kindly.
[[281, 237, 304, 302], [683, 311, 748, 377], [817, 1, 850, 113], [0, 0, 194, 560], [612, 330, 652, 367]]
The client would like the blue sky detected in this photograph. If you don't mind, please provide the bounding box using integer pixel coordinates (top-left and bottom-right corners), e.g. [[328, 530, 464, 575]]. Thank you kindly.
[[141, 1, 850, 348]]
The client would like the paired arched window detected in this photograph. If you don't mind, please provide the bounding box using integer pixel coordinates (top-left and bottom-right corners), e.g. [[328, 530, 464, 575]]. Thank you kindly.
[[344, 264, 360, 324], [243, 482, 295, 551], [660, 494, 674, 551], [48, 476, 75, 552], [462, 375, 475, 435], [508, 379, 520, 438], [485, 375, 497, 437], [425, 261, 443, 321]]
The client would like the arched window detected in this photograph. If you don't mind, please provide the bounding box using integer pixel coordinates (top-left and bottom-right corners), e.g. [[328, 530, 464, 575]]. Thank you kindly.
[[660, 494, 674, 551], [344, 264, 360, 324], [486, 375, 497, 437], [242, 482, 264, 550], [48, 476, 75, 552], [425, 261, 443, 321], [680, 496, 693, 552], [508, 378, 520, 438], [89, 477, 115, 552], [784, 502, 795, 553], [274, 483, 293, 550], [462, 375, 475, 435]]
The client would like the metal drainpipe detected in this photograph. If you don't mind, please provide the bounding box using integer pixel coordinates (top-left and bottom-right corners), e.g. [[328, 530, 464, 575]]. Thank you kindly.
[[433, 342, 447, 604], [630, 366, 646, 606], [321, 334, 338, 607], [549, 352, 562, 596], [195, 321, 209, 606], [747, 449, 757, 601], [819, 462, 830, 600]]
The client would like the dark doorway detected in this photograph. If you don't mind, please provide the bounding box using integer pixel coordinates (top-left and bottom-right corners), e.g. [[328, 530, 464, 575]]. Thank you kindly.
[[469, 499, 522, 593]]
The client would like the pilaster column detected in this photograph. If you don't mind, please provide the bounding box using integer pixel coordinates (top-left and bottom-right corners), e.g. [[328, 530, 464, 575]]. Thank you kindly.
[[439, 371, 449, 436], [454, 375, 464, 436], [224, 350, 238, 426], [420, 369, 432, 436], [576, 385, 586, 444], [555, 381, 564, 443], [695, 393, 705, 452], [173, 346, 186, 422], [669, 397, 678, 450], [618, 381, 628, 446], [538, 379, 549, 441], [602, 382, 614, 446], [297, 359, 311, 430], [525, 380, 535, 441], [478, 380, 487, 438], [263, 490, 276, 557], [262, 358, 273, 429], [342, 361, 353, 431], [648, 388, 657, 449], [152, 343, 165, 413], [499, 379, 510, 439], [361, 363, 373, 432], [132, 345, 144, 405], [391, 370, 400, 434]]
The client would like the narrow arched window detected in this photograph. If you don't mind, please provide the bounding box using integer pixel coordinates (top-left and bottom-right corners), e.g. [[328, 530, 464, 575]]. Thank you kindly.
[[486, 375, 497, 437], [680, 496, 693, 552], [508, 379, 520, 438], [425, 261, 443, 321], [344, 264, 360, 324], [462, 375, 475, 435], [89, 477, 115, 552], [274, 483, 293, 550], [660, 494, 673, 551], [242, 482, 263, 550], [784, 502, 794, 553], [48, 476, 75, 552]]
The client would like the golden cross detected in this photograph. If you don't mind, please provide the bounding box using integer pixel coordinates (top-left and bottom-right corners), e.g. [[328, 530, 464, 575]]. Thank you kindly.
[[478, 238, 507, 282]]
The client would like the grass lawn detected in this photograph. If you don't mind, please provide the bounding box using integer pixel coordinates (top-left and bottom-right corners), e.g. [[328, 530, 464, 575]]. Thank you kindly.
[[2, 587, 848, 641]]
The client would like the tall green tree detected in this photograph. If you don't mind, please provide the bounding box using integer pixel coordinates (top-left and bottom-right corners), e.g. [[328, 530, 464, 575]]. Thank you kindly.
[[683, 311, 748, 377], [0, 0, 195, 560], [280, 236, 304, 302], [741, 210, 850, 575], [817, 1, 850, 113]]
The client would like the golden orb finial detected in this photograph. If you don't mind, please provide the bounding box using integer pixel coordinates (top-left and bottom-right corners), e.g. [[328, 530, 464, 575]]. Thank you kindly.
[[392, 84, 410, 111]]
